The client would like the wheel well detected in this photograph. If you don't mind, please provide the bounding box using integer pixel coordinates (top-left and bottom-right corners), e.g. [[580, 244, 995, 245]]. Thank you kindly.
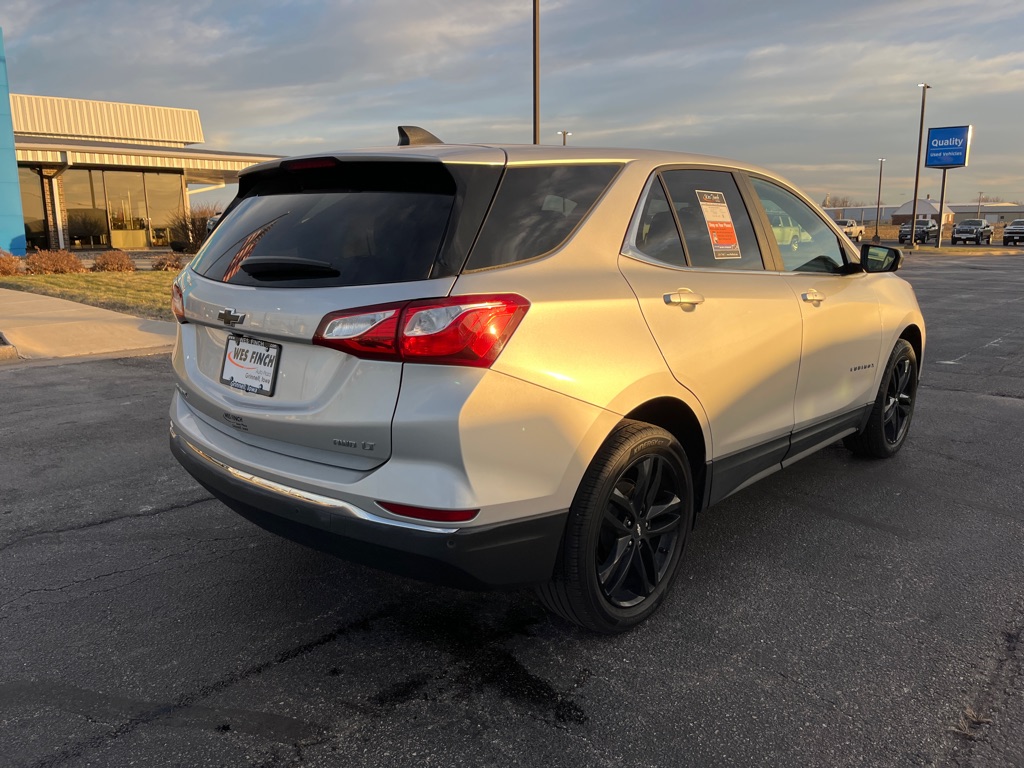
[[899, 324, 923, 367], [624, 397, 707, 511]]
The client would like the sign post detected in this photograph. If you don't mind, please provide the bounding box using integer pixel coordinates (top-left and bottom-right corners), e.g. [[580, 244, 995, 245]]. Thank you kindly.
[[926, 125, 973, 249]]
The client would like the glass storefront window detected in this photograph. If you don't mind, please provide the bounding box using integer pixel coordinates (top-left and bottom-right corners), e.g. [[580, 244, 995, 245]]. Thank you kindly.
[[55, 168, 187, 250], [63, 169, 109, 249], [144, 173, 184, 248], [19, 167, 48, 250], [105, 171, 148, 250]]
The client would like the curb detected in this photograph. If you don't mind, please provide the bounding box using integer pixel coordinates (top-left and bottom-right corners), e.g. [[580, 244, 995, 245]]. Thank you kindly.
[[0, 332, 20, 363]]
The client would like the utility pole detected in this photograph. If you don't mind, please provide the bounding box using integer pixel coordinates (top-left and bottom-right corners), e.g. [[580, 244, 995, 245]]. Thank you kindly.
[[533, 0, 539, 145], [908, 83, 930, 250]]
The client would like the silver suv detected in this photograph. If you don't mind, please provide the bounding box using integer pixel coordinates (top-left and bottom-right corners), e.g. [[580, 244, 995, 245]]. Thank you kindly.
[[170, 129, 924, 633], [1002, 219, 1024, 246]]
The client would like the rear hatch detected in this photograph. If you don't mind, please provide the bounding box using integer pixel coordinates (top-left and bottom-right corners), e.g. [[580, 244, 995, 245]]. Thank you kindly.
[[174, 151, 505, 470]]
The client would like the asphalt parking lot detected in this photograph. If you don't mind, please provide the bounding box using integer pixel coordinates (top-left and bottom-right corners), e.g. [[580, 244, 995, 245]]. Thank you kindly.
[[1, 249, 1022, 767]]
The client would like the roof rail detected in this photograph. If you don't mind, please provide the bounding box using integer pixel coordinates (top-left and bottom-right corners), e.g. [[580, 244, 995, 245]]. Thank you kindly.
[[397, 126, 444, 147]]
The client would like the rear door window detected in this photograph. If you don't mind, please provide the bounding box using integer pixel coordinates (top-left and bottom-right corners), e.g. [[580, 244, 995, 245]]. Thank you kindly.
[[465, 164, 621, 270]]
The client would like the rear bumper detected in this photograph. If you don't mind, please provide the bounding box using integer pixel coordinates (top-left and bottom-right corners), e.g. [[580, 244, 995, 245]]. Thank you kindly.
[[170, 425, 567, 590]]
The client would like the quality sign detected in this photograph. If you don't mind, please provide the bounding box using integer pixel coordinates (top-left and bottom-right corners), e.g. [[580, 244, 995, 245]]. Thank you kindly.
[[925, 125, 972, 169]]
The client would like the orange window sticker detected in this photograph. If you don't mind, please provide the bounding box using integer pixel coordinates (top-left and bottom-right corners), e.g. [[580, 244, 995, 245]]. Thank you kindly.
[[696, 190, 741, 259]]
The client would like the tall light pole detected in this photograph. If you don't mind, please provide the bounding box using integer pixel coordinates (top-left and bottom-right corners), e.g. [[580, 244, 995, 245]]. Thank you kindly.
[[556, 130, 572, 145], [907, 83, 930, 250], [532, 0, 539, 145], [873, 158, 886, 244], [977, 192, 983, 217]]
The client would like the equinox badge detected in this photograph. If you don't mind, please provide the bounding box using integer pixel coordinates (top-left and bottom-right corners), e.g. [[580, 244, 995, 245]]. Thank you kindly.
[[217, 308, 246, 327]]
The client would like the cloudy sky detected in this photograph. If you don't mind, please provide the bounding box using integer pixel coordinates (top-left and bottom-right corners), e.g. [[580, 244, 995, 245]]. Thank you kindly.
[[2, 0, 1022, 210]]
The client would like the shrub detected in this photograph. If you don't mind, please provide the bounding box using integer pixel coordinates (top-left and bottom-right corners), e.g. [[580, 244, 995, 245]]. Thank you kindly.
[[92, 250, 136, 272], [0, 252, 23, 276], [25, 250, 87, 275], [169, 202, 221, 254], [152, 252, 186, 271]]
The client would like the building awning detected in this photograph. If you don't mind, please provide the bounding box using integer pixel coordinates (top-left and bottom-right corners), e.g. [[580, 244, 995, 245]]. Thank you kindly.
[[14, 135, 279, 186]]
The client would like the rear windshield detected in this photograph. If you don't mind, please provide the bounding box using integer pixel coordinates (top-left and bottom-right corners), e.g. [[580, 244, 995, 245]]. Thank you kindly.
[[190, 162, 456, 287], [465, 164, 622, 270]]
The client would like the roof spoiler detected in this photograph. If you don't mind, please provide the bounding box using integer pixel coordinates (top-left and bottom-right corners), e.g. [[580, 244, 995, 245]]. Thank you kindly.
[[397, 126, 444, 147]]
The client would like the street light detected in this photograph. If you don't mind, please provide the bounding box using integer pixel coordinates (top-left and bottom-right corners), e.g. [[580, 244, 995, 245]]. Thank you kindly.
[[977, 192, 983, 217], [873, 158, 886, 244], [907, 83, 931, 250], [556, 130, 572, 146]]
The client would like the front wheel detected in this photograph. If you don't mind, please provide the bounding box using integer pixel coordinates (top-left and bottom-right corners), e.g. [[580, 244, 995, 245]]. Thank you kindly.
[[536, 421, 694, 634], [844, 339, 918, 458], [951, 238, 959, 245]]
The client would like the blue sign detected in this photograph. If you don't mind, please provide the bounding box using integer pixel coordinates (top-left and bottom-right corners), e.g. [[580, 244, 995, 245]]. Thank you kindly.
[[925, 125, 972, 169], [0, 27, 27, 255]]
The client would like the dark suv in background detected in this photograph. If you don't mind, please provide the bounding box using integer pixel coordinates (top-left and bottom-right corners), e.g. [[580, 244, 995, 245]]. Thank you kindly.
[[898, 219, 939, 245], [951, 219, 993, 245]]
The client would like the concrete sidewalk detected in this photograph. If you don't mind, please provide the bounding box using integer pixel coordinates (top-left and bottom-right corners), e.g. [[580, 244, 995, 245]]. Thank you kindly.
[[0, 288, 175, 363]]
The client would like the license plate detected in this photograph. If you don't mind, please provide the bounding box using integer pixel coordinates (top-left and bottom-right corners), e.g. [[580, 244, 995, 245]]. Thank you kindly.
[[220, 335, 281, 397]]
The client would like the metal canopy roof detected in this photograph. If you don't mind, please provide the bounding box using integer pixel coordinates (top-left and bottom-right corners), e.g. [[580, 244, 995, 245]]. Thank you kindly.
[[15, 134, 279, 186]]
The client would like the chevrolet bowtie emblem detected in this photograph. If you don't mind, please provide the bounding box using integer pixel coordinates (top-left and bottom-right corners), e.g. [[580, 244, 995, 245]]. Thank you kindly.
[[217, 308, 246, 327]]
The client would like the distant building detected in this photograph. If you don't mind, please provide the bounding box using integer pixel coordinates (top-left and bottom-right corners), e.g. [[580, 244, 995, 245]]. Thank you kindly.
[[889, 198, 954, 226], [11, 94, 277, 253], [949, 202, 1024, 224]]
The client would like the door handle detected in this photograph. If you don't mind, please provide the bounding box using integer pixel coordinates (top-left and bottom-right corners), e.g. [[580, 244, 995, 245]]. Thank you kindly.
[[802, 290, 826, 303], [664, 289, 706, 307]]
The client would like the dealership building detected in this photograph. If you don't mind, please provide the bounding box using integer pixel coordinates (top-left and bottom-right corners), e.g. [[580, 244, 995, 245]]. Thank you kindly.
[[0, 29, 275, 255]]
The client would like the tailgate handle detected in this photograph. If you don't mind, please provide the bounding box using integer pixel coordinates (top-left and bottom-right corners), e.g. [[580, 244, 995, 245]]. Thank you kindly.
[[664, 289, 705, 307]]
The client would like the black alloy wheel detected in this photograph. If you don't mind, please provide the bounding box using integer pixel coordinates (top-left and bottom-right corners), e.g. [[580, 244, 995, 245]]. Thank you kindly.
[[536, 421, 694, 633], [597, 452, 684, 608], [882, 353, 915, 446], [844, 339, 918, 458]]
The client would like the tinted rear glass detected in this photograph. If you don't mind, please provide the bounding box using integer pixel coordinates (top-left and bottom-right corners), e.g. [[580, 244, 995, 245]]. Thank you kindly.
[[465, 164, 621, 270], [190, 162, 456, 287]]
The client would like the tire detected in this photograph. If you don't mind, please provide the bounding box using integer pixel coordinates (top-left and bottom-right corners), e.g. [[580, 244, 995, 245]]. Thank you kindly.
[[536, 421, 694, 634], [790, 236, 800, 251], [844, 340, 918, 459], [855, 233, 862, 243], [976, 236, 982, 245], [951, 238, 958, 245]]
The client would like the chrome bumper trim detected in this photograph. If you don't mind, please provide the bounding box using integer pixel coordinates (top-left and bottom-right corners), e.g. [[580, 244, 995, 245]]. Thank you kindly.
[[170, 423, 460, 535]]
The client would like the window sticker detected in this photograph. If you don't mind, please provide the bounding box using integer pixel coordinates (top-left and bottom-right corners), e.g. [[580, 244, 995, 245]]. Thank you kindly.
[[696, 190, 741, 259]]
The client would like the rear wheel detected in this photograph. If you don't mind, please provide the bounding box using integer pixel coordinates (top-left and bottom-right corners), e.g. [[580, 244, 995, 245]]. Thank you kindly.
[[536, 421, 694, 634], [844, 339, 918, 458], [790, 236, 800, 251]]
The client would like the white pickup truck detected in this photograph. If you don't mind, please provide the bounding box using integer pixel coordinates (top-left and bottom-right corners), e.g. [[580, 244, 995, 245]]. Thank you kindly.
[[835, 219, 865, 242]]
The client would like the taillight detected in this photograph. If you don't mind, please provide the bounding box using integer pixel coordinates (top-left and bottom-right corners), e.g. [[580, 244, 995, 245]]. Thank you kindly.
[[313, 294, 529, 368], [171, 283, 187, 324], [375, 501, 478, 524]]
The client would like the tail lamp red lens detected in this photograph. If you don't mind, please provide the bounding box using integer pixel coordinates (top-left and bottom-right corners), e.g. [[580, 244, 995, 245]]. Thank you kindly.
[[171, 283, 187, 323], [313, 294, 529, 367], [375, 501, 479, 524]]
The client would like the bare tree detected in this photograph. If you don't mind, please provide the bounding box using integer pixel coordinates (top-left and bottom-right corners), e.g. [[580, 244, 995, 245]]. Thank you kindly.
[[169, 202, 221, 253]]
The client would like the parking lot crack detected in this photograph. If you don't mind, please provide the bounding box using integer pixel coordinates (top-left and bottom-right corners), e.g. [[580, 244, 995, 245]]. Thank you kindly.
[[0, 495, 215, 554]]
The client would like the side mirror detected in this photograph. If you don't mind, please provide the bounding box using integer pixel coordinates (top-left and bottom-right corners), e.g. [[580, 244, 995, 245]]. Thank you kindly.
[[861, 244, 903, 273]]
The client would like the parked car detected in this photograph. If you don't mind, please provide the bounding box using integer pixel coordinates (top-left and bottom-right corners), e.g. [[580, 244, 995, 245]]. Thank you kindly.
[[898, 219, 939, 244], [950, 219, 993, 245], [836, 218, 865, 242], [1002, 219, 1024, 246], [169, 129, 924, 634]]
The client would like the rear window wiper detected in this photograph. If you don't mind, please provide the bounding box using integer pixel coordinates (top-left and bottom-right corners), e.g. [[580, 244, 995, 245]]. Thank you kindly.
[[239, 257, 341, 280]]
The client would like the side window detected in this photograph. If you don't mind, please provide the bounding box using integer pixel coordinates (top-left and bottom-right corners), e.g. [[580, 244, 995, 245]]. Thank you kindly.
[[466, 164, 622, 270], [661, 170, 764, 270], [749, 177, 847, 274], [633, 177, 686, 267]]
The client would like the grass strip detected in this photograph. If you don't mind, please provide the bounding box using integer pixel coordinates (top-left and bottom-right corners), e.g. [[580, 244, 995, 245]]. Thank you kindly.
[[0, 272, 179, 322]]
